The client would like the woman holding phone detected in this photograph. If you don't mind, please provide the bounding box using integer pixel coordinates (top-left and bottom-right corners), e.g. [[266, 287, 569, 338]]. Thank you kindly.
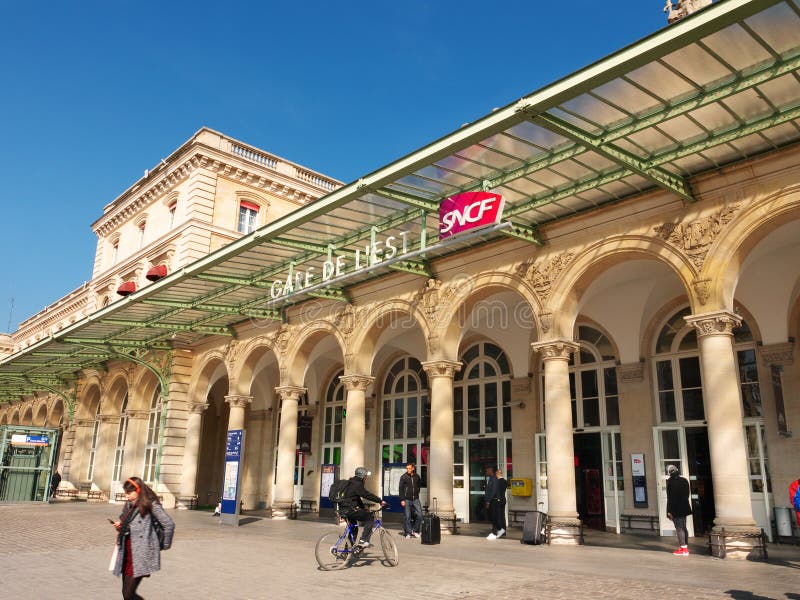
[[111, 476, 175, 600]]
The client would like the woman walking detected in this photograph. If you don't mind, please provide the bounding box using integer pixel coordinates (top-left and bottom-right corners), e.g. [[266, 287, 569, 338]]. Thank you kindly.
[[112, 476, 175, 600]]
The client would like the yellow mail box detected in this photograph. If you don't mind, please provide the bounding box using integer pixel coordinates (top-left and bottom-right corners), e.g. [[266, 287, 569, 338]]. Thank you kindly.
[[509, 477, 532, 496]]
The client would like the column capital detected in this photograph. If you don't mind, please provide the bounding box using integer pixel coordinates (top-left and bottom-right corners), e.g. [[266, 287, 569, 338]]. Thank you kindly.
[[274, 386, 306, 403], [188, 403, 209, 415], [684, 310, 741, 337], [98, 414, 120, 424], [339, 373, 374, 391], [531, 340, 579, 360], [421, 360, 462, 379], [224, 394, 253, 409]]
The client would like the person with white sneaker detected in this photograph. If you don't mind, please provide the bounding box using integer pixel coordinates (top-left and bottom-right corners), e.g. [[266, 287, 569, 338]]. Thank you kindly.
[[666, 464, 692, 556], [486, 467, 508, 540], [398, 463, 423, 539]]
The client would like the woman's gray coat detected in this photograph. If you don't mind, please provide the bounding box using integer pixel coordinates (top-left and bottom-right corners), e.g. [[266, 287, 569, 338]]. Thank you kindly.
[[113, 502, 175, 578]]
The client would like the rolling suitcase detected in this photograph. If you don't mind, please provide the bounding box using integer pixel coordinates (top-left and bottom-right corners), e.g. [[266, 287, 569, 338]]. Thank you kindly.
[[521, 510, 547, 545], [421, 497, 441, 545]]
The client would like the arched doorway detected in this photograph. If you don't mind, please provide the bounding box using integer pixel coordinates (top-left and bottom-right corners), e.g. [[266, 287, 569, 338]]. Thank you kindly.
[[453, 341, 512, 523]]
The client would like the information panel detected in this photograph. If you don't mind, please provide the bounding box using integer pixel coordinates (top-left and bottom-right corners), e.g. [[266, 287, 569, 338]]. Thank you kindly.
[[221, 429, 244, 527]]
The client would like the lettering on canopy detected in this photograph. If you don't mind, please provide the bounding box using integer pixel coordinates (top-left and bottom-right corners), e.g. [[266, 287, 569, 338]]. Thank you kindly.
[[439, 192, 505, 239]]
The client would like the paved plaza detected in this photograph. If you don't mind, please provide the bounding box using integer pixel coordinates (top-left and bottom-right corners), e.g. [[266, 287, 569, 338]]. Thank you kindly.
[[0, 502, 798, 600]]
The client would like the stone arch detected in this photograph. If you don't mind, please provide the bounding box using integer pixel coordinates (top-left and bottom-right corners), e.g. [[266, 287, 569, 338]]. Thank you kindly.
[[33, 400, 48, 426], [284, 320, 346, 386], [104, 371, 130, 415], [9, 406, 20, 425], [188, 351, 230, 405], [348, 299, 429, 375], [546, 236, 696, 340], [48, 398, 65, 428], [438, 271, 541, 368], [130, 368, 161, 412], [709, 184, 800, 311], [21, 404, 33, 425], [228, 336, 281, 397]]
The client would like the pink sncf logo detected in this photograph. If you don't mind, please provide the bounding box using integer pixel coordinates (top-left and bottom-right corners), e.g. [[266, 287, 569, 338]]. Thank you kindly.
[[439, 192, 505, 239]]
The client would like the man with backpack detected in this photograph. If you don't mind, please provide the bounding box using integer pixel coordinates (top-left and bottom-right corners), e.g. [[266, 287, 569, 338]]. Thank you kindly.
[[790, 478, 800, 528], [331, 466, 385, 548]]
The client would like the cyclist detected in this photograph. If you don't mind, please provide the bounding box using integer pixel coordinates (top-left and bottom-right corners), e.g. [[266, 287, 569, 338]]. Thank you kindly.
[[339, 466, 386, 548]]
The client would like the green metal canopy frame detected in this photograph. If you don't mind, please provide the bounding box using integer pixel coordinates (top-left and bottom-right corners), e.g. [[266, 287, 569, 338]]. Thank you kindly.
[[2, 0, 800, 409]]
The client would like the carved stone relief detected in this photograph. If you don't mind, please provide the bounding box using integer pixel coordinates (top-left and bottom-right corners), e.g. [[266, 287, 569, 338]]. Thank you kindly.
[[517, 252, 575, 301], [759, 341, 794, 367], [618, 362, 645, 383], [653, 205, 740, 269], [415, 278, 459, 326]]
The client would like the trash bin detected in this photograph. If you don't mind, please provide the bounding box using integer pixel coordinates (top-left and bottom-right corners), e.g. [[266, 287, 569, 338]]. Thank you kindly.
[[775, 506, 793, 537]]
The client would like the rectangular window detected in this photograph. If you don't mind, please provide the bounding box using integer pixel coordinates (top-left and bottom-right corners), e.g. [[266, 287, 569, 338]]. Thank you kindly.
[[656, 360, 676, 422], [679, 357, 704, 421], [238, 202, 259, 234], [737, 349, 762, 418]]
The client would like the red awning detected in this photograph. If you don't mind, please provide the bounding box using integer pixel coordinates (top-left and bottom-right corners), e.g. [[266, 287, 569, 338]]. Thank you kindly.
[[146, 264, 168, 281], [117, 281, 136, 296]]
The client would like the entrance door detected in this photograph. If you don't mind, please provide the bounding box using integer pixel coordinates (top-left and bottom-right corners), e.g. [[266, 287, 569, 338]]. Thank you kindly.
[[574, 433, 604, 530], [467, 438, 498, 522], [453, 440, 468, 521], [601, 431, 623, 533], [653, 426, 694, 537], [744, 423, 773, 541]]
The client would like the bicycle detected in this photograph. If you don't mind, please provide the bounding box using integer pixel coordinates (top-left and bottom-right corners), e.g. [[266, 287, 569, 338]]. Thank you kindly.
[[315, 505, 399, 570]]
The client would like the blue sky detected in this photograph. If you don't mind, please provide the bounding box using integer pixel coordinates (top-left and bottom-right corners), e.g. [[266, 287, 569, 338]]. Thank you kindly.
[[0, 1, 669, 330]]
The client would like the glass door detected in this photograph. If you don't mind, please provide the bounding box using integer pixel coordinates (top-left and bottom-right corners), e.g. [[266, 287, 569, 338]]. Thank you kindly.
[[468, 437, 498, 522], [744, 423, 773, 541], [601, 431, 623, 533], [535, 433, 548, 514], [653, 426, 694, 537]]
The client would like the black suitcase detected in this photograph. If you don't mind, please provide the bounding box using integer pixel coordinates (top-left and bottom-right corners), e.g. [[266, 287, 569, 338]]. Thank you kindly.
[[421, 498, 441, 545], [521, 510, 547, 545]]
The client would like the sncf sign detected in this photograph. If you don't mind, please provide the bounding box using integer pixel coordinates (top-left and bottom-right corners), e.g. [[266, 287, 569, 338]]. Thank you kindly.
[[439, 192, 505, 239]]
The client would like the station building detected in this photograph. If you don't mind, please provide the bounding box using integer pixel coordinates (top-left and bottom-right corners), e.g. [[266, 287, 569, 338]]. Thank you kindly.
[[1, 0, 799, 558]]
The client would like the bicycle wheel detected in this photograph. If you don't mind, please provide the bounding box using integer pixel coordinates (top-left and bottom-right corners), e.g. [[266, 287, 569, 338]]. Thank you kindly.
[[378, 528, 398, 567], [315, 529, 353, 570]]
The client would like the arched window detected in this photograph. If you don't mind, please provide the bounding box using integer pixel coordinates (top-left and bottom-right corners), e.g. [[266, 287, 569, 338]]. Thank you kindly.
[[381, 357, 429, 484], [111, 239, 120, 265], [238, 201, 259, 234], [454, 342, 512, 435], [86, 402, 101, 480], [137, 221, 146, 250], [142, 387, 162, 484], [321, 370, 345, 466], [568, 325, 619, 429], [168, 201, 177, 230], [112, 392, 129, 483]]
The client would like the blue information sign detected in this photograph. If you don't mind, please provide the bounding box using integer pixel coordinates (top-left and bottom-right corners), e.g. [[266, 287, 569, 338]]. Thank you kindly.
[[221, 430, 244, 521]]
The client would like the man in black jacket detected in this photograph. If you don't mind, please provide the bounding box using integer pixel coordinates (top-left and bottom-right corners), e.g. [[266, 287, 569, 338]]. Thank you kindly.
[[487, 468, 508, 540], [398, 463, 423, 539], [666, 464, 692, 556], [340, 466, 385, 547]]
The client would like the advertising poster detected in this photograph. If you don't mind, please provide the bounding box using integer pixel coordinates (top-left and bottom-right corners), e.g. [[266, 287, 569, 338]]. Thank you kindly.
[[221, 429, 244, 527]]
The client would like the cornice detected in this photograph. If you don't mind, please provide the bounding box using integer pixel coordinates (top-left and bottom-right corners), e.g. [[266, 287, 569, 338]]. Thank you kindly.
[[93, 145, 337, 238]]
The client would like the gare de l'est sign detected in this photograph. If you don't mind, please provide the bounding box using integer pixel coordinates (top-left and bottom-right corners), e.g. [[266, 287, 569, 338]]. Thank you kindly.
[[268, 191, 505, 299]]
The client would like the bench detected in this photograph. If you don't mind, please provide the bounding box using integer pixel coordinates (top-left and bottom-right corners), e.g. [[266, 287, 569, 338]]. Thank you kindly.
[[55, 488, 78, 499], [299, 499, 316, 513], [620, 513, 659, 533], [708, 527, 768, 560], [115, 492, 127, 502]]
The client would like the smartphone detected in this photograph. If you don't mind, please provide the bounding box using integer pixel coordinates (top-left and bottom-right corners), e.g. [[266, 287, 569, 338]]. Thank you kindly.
[[108, 518, 116, 524]]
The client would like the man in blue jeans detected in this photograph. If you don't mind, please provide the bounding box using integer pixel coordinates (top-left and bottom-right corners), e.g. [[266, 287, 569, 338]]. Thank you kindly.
[[398, 463, 423, 539]]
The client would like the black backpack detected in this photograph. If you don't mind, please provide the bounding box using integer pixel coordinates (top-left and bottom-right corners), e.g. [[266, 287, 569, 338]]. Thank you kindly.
[[328, 479, 352, 504]]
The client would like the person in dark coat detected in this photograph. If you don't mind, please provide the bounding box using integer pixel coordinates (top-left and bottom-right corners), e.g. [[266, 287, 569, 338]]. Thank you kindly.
[[49, 471, 61, 498], [339, 467, 385, 547], [483, 465, 497, 534], [487, 468, 508, 540], [398, 463, 422, 538], [112, 476, 175, 600], [666, 464, 692, 556]]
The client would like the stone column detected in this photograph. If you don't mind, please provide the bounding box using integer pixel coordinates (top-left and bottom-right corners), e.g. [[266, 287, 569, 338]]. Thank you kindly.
[[178, 403, 208, 507], [93, 414, 121, 499], [685, 310, 758, 558], [70, 419, 95, 488], [272, 386, 305, 518], [531, 340, 582, 544], [421, 360, 461, 527], [224, 395, 252, 432], [339, 374, 374, 478]]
